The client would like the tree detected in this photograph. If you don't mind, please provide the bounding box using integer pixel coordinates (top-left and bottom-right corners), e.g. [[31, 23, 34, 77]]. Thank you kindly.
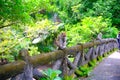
[[0, 0, 57, 28]]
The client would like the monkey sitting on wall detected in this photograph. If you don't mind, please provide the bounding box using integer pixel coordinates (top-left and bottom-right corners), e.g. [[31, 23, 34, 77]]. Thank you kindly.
[[55, 32, 66, 50]]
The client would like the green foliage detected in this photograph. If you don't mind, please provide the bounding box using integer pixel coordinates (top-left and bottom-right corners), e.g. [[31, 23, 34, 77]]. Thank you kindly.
[[63, 75, 78, 80], [40, 68, 79, 80], [0, 1, 119, 80], [0, 0, 58, 27], [0, 0, 32, 26], [102, 27, 118, 38], [103, 53, 108, 57], [55, 0, 82, 23], [88, 59, 97, 67], [40, 68, 62, 80], [97, 56, 103, 62], [0, 18, 60, 61], [28, 46, 39, 56], [66, 16, 110, 47], [0, 0, 120, 62], [78, 64, 92, 77], [88, 0, 113, 18], [68, 58, 74, 62]]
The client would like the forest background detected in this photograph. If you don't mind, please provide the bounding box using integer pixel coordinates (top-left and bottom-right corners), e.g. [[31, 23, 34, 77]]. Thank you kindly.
[[0, 0, 120, 61]]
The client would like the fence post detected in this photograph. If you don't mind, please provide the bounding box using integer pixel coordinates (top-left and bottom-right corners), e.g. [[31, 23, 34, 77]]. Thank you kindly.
[[62, 49, 68, 78], [77, 43, 84, 66], [11, 49, 33, 80]]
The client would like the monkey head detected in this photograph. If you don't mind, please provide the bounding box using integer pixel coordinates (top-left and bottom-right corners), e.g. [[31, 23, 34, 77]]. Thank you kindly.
[[61, 32, 66, 37]]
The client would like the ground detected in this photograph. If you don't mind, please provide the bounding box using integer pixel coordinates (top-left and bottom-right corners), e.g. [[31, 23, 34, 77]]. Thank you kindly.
[[83, 51, 120, 80]]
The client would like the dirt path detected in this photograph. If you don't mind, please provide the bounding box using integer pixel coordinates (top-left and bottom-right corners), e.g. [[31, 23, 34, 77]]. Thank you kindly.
[[83, 51, 120, 80]]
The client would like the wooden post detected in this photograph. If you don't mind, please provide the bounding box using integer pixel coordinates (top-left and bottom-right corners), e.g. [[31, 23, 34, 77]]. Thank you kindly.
[[78, 43, 84, 66], [69, 52, 81, 75], [52, 58, 63, 70], [62, 49, 68, 78], [11, 49, 33, 80]]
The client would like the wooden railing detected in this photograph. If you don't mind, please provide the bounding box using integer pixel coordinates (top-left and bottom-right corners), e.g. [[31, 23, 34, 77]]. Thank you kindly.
[[0, 38, 118, 80]]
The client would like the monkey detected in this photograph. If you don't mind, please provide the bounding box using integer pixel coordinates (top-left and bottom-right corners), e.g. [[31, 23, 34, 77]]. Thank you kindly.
[[97, 32, 102, 40], [55, 32, 66, 50], [3, 58, 8, 64], [0, 58, 8, 65]]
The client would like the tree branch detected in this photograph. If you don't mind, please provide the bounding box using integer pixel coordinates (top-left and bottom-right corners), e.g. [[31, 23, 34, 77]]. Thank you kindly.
[[0, 22, 16, 29]]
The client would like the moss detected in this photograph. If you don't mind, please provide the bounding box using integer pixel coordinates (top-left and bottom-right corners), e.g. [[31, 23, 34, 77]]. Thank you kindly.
[[88, 59, 97, 67], [63, 75, 79, 80], [103, 53, 108, 57], [97, 56, 103, 61], [68, 57, 74, 62], [82, 64, 88, 68], [77, 64, 92, 77]]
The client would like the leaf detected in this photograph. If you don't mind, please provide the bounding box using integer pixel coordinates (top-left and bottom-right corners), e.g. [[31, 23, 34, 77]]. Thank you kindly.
[[54, 77, 62, 80], [54, 70, 62, 75]]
